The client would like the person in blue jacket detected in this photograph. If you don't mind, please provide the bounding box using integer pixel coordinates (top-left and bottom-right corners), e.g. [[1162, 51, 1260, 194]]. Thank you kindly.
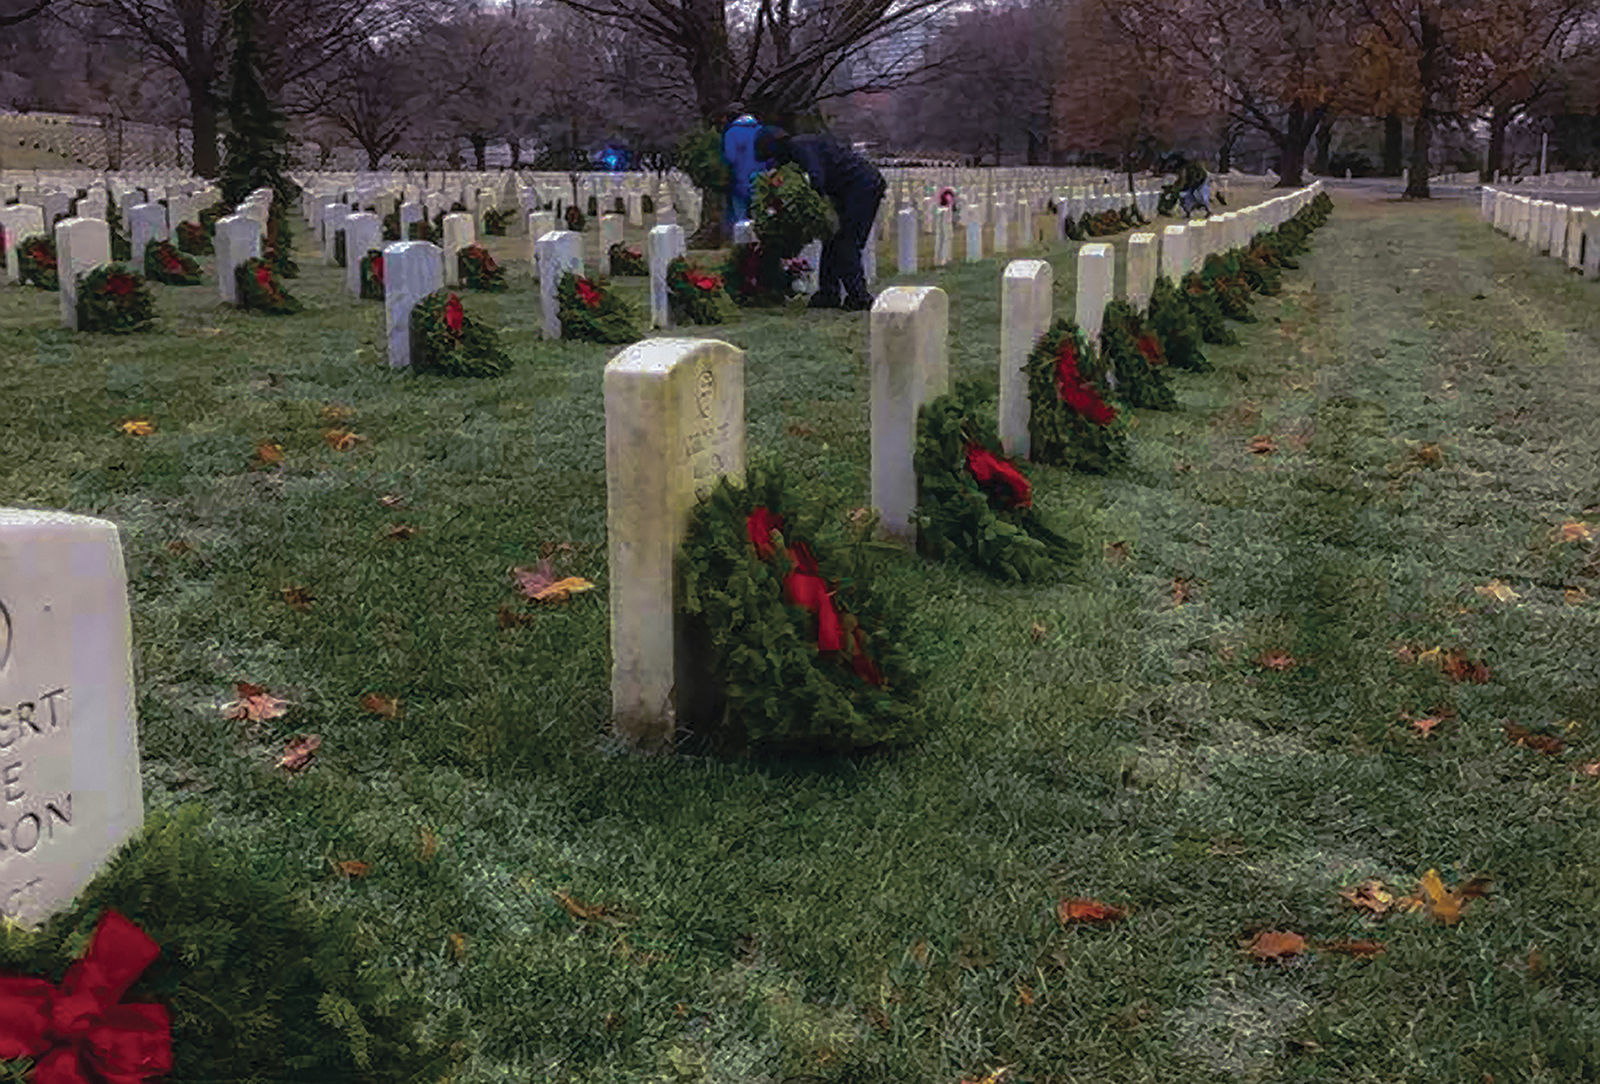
[[721, 104, 769, 227], [754, 125, 885, 311]]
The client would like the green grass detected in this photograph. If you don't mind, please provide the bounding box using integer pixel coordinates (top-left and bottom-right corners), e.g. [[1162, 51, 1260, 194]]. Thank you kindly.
[[4, 187, 1600, 1083]]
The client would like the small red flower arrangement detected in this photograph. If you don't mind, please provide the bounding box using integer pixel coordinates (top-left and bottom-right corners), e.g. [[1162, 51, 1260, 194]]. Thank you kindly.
[[666, 256, 731, 325], [17, 234, 58, 290], [457, 243, 507, 292], [608, 242, 647, 276], [359, 249, 385, 300], [76, 263, 157, 333]]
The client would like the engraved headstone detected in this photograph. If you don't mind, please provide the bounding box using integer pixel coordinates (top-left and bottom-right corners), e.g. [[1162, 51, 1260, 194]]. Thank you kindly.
[[343, 213, 381, 296], [215, 215, 261, 306], [441, 212, 475, 287], [0, 508, 144, 930], [537, 230, 584, 339], [526, 212, 556, 282], [1076, 244, 1114, 346], [127, 203, 165, 264], [999, 260, 1052, 460], [1125, 232, 1158, 312], [55, 217, 111, 331], [383, 241, 444, 368], [896, 207, 917, 274], [870, 287, 949, 542]]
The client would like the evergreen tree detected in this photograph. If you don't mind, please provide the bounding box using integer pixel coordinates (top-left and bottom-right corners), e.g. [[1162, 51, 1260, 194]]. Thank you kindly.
[[218, 0, 300, 277]]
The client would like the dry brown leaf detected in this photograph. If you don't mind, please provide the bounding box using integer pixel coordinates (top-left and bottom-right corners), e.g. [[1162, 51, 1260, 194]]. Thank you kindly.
[[1504, 721, 1565, 755], [448, 932, 468, 960], [1319, 939, 1385, 958], [321, 404, 356, 423], [1244, 930, 1306, 961], [417, 827, 438, 862], [910, 938, 931, 967], [1337, 879, 1395, 916], [1104, 541, 1130, 565], [383, 524, 420, 540], [1565, 587, 1589, 606], [278, 733, 321, 771], [1474, 579, 1520, 604], [1411, 442, 1444, 468], [1555, 521, 1594, 544], [1410, 714, 1445, 737], [512, 560, 596, 602], [119, 419, 155, 436], [379, 493, 406, 507], [1250, 435, 1278, 455], [1029, 622, 1048, 643], [223, 682, 289, 722], [497, 606, 535, 628], [360, 692, 400, 719], [323, 428, 364, 451], [1528, 946, 1544, 975], [253, 442, 284, 467], [334, 859, 370, 878], [1015, 984, 1034, 1006], [281, 586, 315, 611], [786, 423, 818, 437], [1401, 868, 1490, 925], [1578, 761, 1600, 777], [551, 889, 630, 926], [1056, 897, 1126, 924], [1258, 650, 1296, 672], [1172, 578, 1193, 605]]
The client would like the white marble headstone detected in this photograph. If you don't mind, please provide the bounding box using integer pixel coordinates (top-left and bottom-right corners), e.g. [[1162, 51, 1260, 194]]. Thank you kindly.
[[343, 213, 382, 296], [383, 241, 444, 368], [870, 287, 949, 542], [215, 215, 262, 306], [999, 260, 1052, 460], [55, 217, 111, 331], [0, 204, 45, 284], [647, 224, 686, 329], [536, 230, 585, 339]]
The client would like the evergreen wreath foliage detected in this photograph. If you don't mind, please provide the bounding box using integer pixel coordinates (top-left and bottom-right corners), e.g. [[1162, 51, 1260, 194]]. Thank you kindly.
[[914, 383, 1080, 583], [1100, 299, 1178, 411], [752, 164, 833, 259], [265, 202, 297, 278], [177, 220, 213, 256], [16, 234, 59, 290], [1237, 247, 1282, 296], [608, 241, 647, 276], [1148, 276, 1210, 372], [1024, 318, 1130, 474], [0, 802, 472, 1084], [677, 460, 924, 756], [75, 263, 156, 333], [556, 271, 640, 344], [382, 209, 401, 240], [666, 255, 734, 325], [333, 227, 346, 267], [144, 238, 202, 285], [359, 249, 385, 300], [1199, 253, 1257, 323], [719, 242, 807, 307], [105, 198, 132, 261], [1180, 271, 1239, 345], [407, 218, 434, 242], [1249, 232, 1299, 270], [409, 288, 512, 377], [564, 204, 587, 233], [235, 256, 303, 314], [674, 126, 732, 195], [484, 207, 514, 235], [1060, 213, 1084, 241], [457, 243, 507, 291], [198, 202, 229, 234]]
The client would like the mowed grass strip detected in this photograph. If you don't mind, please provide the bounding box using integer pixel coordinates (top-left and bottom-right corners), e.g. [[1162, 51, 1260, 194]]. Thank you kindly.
[[1, 186, 1596, 1083]]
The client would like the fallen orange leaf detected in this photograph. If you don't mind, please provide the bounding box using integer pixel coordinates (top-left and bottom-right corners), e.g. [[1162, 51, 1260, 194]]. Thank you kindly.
[[1565, 587, 1589, 606], [253, 442, 284, 467], [1244, 930, 1306, 961], [1250, 435, 1278, 455], [277, 733, 321, 771], [551, 889, 628, 925], [1104, 541, 1131, 565], [1173, 578, 1193, 605], [119, 419, 155, 436], [1258, 650, 1295, 672], [1504, 721, 1565, 755], [448, 932, 468, 960], [1057, 897, 1126, 924], [1015, 984, 1034, 1006], [360, 692, 400, 719], [417, 827, 438, 861], [223, 682, 289, 722], [280, 586, 315, 611], [1401, 868, 1490, 925], [512, 560, 596, 602], [1410, 714, 1445, 737], [321, 404, 356, 423], [383, 524, 420, 540], [1337, 879, 1395, 917], [1578, 761, 1600, 776], [1474, 579, 1520, 604], [1555, 521, 1594, 544], [323, 429, 363, 451], [334, 859, 370, 878]]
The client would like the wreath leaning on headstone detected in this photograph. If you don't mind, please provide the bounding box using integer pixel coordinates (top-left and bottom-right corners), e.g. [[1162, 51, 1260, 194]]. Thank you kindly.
[[409, 289, 512, 378], [752, 164, 835, 259], [359, 249, 385, 301], [1180, 271, 1239, 346], [457, 244, 507, 292], [105, 199, 132, 261], [677, 460, 924, 757], [1024, 318, 1130, 474], [177, 220, 213, 256], [556, 270, 640, 344], [17, 234, 59, 290], [666, 256, 735, 325], [143, 239, 202, 286], [1199, 253, 1257, 323], [1147, 276, 1210, 372], [718, 242, 809, 308], [608, 241, 647, 277], [914, 383, 1080, 584], [1100, 299, 1178, 411], [382, 209, 401, 241], [76, 264, 156, 333], [563, 204, 587, 233], [484, 207, 514, 236], [234, 257, 303, 315], [407, 218, 434, 243]]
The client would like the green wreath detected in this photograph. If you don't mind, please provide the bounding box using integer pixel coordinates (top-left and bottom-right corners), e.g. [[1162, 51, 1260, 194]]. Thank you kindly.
[[360, 249, 385, 301], [265, 204, 297, 278], [176, 220, 213, 256], [484, 207, 514, 236], [382, 209, 401, 241], [675, 126, 732, 196], [608, 241, 647, 277], [143, 239, 202, 285], [235, 257, 303, 315], [751, 164, 834, 259], [556, 271, 640, 344], [409, 289, 512, 378], [914, 384, 1080, 583], [563, 204, 587, 233], [1198, 254, 1256, 323], [719, 242, 807, 307], [1249, 232, 1299, 270], [105, 199, 132, 261], [677, 460, 923, 756], [1148, 276, 1210, 372], [17, 234, 59, 290], [1237, 247, 1282, 296], [1180, 272, 1238, 345], [76, 264, 156, 333], [1061, 213, 1085, 242], [1100, 299, 1178, 411], [407, 218, 434, 243], [198, 201, 229, 234], [1024, 318, 1130, 474], [666, 256, 735, 325], [458, 244, 507, 292]]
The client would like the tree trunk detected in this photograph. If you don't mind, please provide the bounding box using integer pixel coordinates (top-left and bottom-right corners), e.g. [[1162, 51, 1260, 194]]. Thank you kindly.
[[366, 144, 382, 170], [1485, 102, 1511, 182], [470, 132, 487, 170], [1383, 113, 1404, 176], [1405, 6, 1441, 199], [1406, 113, 1432, 197], [1273, 100, 1318, 187], [509, 136, 522, 170], [188, 85, 220, 177], [1314, 117, 1333, 174]]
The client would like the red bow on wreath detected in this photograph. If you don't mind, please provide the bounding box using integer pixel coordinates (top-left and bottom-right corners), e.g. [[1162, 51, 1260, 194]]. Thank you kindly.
[[575, 278, 602, 310], [0, 909, 173, 1084], [254, 264, 272, 288], [687, 270, 720, 292], [444, 293, 465, 334], [103, 274, 136, 297], [964, 442, 1032, 510], [938, 188, 956, 208], [1054, 340, 1117, 427], [161, 250, 182, 272], [371, 254, 384, 284], [1135, 332, 1165, 367]]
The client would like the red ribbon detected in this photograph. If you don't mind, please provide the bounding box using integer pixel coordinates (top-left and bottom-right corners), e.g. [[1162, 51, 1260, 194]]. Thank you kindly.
[[371, 254, 384, 284], [964, 442, 1031, 510], [444, 293, 465, 334], [0, 909, 172, 1084], [782, 541, 842, 652], [1136, 332, 1165, 367], [575, 278, 602, 309], [1054, 340, 1117, 427], [254, 264, 272, 288], [746, 506, 783, 561], [104, 274, 136, 297]]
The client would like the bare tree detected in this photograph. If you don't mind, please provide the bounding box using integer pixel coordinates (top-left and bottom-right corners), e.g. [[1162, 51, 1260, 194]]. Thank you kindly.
[[0, 0, 56, 27]]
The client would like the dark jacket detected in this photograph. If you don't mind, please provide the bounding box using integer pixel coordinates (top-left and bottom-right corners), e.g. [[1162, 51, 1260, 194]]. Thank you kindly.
[[784, 134, 884, 203]]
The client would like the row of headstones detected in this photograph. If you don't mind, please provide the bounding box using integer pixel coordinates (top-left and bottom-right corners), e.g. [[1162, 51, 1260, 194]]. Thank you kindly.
[[606, 181, 1324, 750], [0, 184, 222, 285], [1481, 186, 1600, 275]]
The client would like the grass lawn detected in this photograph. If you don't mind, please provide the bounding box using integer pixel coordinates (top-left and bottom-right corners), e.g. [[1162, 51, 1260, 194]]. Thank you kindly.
[[2, 185, 1599, 1083]]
